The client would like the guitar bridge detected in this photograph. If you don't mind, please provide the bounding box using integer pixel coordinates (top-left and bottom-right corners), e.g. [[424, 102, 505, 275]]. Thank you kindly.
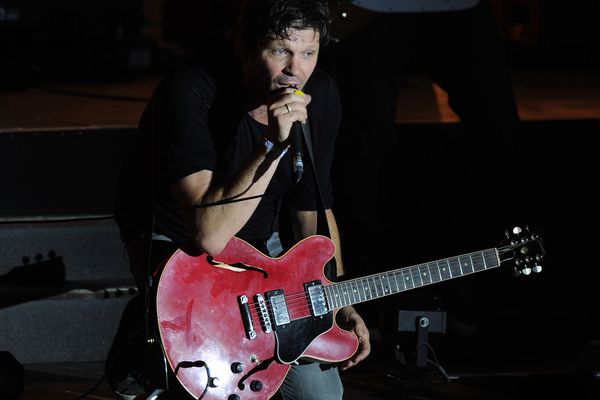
[[238, 295, 256, 340], [255, 294, 272, 333], [305, 281, 328, 317]]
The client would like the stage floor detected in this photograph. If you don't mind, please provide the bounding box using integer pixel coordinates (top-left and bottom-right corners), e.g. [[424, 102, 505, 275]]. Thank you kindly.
[[19, 341, 597, 400]]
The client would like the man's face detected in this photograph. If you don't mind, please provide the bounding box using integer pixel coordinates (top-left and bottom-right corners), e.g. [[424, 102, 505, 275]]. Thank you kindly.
[[246, 29, 320, 96]]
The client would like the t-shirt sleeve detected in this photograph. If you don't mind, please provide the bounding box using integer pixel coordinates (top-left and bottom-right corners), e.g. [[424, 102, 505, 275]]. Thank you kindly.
[[153, 68, 218, 185]]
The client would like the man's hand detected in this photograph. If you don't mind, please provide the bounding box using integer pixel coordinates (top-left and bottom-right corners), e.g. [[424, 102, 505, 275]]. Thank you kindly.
[[336, 306, 371, 370], [267, 88, 312, 143]]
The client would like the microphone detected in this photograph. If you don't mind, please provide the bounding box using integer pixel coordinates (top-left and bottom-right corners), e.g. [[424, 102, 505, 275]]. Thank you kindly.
[[292, 121, 304, 183]]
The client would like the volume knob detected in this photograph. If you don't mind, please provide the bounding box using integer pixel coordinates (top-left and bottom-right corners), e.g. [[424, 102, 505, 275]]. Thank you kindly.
[[250, 380, 263, 392], [231, 362, 244, 374]]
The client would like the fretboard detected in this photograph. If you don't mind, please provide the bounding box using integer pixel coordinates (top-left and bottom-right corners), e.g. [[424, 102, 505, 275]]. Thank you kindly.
[[324, 248, 499, 310]]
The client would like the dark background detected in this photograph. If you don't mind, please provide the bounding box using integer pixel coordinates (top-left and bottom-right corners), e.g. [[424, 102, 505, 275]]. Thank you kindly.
[[1, 1, 599, 396]]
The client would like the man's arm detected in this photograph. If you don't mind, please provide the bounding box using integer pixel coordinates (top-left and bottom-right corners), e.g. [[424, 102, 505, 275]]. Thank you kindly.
[[292, 208, 371, 370], [291, 208, 343, 276], [172, 89, 310, 255], [172, 146, 283, 255]]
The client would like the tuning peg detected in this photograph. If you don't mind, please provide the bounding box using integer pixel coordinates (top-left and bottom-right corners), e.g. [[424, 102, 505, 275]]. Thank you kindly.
[[515, 258, 522, 266], [532, 264, 542, 273], [511, 268, 522, 277], [521, 267, 532, 276], [512, 226, 523, 235]]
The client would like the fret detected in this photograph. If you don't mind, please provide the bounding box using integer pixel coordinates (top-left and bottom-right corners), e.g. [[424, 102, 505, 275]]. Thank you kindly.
[[472, 252, 486, 272], [465, 254, 475, 274], [457, 256, 465, 275], [368, 277, 377, 300], [326, 285, 334, 309], [484, 249, 500, 269], [368, 276, 378, 299], [325, 286, 333, 310], [448, 257, 462, 277], [372, 277, 380, 296], [380, 274, 391, 296], [347, 281, 356, 304], [378, 275, 385, 297], [390, 272, 399, 294], [367, 277, 376, 299], [329, 285, 338, 309], [363, 278, 373, 300], [352, 280, 362, 303], [336, 284, 344, 307], [335, 283, 344, 307], [410, 266, 423, 287], [392, 270, 401, 293], [419, 264, 432, 285], [348, 281, 356, 304], [395, 270, 406, 292], [481, 251, 488, 270], [381, 274, 389, 296], [355, 280, 364, 302], [340, 282, 349, 305], [330, 286, 338, 309], [344, 281, 353, 304], [402, 268, 414, 289], [399, 270, 408, 291], [439, 260, 451, 280], [386, 272, 397, 294], [347, 282, 355, 305], [371, 276, 380, 298], [342, 282, 351, 306], [428, 262, 441, 283], [356, 280, 363, 301]]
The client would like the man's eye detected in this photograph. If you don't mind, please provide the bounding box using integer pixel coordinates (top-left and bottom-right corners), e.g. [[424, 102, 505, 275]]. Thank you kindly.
[[272, 48, 287, 56]]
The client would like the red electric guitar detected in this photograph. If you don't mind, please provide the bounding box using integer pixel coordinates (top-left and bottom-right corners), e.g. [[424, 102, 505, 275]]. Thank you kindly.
[[156, 226, 544, 399]]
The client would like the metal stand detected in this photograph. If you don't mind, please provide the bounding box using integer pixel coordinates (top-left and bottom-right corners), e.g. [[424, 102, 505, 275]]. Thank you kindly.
[[394, 295, 447, 369]]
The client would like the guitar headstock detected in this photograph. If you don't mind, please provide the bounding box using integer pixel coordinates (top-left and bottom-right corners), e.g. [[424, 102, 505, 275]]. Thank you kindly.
[[498, 226, 546, 277]]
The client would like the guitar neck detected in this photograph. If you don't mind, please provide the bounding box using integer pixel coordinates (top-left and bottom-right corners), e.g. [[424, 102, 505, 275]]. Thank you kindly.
[[325, 248, 499, 310]]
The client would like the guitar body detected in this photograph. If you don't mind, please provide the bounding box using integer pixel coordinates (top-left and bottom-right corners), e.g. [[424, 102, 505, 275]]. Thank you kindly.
[[156, 235, 359, 400], [156, 226, 545, 399]]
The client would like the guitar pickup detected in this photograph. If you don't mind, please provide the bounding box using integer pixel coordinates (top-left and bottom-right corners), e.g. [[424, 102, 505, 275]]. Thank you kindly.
[[265, 289, 290, 328], [305, 281, 328, 317]]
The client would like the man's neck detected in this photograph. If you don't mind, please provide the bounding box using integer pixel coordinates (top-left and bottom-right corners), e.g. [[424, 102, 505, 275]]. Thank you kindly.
[[248, 105, 269, 125]]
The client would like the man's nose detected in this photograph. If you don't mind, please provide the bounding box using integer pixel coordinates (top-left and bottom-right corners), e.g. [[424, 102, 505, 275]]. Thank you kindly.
[[283, 56, 301, 76]]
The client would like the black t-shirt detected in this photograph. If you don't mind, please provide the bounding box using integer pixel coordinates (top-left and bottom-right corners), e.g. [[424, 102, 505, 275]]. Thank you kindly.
[[115, 61, 341, 254]]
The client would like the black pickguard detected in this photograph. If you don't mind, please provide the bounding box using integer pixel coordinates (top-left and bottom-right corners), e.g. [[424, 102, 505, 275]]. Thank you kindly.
[[273, 312, 334, 364]]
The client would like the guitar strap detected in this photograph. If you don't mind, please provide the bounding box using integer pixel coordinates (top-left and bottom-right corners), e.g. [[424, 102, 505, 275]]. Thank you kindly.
[[299, 122, 338, 281]]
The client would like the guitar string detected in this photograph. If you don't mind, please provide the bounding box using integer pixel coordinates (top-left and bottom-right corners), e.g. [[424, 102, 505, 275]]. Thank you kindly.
[[243, 250, 498, 317], [246, 277, 392, 322], [247, 274, 412, 323], [249, 271, 424, 316], [245, 252, 496, 323], [247, 244, 534, 326]]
